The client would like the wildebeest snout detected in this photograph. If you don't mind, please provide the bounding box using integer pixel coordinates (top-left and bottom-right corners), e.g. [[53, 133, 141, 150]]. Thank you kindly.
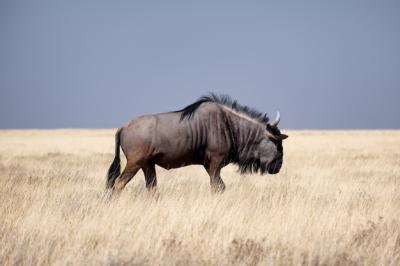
[[267, 157, 283, 174]]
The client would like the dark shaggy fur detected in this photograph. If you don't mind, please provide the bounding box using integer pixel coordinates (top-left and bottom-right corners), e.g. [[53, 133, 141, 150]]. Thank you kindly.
[[178, 93, 270, 124], [106, 128, 122, 188]]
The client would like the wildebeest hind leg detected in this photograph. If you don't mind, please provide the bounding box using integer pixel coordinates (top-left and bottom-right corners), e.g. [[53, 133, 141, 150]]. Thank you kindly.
[[142, 164, 157, 191], [113, 161, 140, 193]]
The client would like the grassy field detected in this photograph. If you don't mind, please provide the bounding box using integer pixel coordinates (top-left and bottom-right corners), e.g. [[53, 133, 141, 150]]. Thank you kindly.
[[0, 130, 399, 265]]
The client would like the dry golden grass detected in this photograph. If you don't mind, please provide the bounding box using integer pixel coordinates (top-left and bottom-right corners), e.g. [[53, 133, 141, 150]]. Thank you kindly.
[[0, 130, 400, 265]]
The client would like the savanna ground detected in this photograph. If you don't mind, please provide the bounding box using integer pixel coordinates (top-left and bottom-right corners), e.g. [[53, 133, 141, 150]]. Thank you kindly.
[[0, 130, 399, 265]]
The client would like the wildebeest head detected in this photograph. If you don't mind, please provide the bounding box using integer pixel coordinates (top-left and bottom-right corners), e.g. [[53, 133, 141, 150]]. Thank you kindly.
[[258, 112, 288, 174]]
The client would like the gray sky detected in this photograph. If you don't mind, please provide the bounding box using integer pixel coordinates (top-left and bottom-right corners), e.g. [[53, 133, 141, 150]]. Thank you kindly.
[[1, 0, 399, 129]]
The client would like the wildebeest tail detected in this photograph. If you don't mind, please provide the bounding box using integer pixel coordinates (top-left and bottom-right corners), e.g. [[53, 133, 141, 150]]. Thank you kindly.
[[106, 128, 122, 189]]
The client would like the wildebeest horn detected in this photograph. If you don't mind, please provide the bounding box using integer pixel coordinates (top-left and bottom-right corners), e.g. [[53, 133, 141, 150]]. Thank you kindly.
[[271, 111, 280, 127]]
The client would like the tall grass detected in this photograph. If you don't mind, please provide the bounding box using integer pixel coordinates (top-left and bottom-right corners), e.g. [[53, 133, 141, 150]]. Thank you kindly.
[[0, 130, 399, 265]]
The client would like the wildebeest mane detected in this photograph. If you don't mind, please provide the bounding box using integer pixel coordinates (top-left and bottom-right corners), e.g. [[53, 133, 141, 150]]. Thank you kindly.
[[178, 93, 270, 124]]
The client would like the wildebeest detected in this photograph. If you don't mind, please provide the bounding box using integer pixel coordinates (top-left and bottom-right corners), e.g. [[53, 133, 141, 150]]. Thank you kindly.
[[107, 94, 288, 194]]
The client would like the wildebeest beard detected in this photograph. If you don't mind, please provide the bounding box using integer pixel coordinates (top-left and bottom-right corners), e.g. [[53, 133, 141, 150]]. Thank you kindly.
[[233, 154, 283, 175], [235, 156, 269, 175]]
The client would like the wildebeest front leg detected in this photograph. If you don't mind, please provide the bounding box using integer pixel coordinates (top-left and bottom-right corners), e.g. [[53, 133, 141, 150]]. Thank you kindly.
[[142, 164, 157, 190], [205, 158, 226, 193]]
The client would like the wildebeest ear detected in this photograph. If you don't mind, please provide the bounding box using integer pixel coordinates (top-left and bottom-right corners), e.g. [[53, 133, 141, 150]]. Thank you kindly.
[[276, 134, 288, 140], [266, 132, 288, 141]]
